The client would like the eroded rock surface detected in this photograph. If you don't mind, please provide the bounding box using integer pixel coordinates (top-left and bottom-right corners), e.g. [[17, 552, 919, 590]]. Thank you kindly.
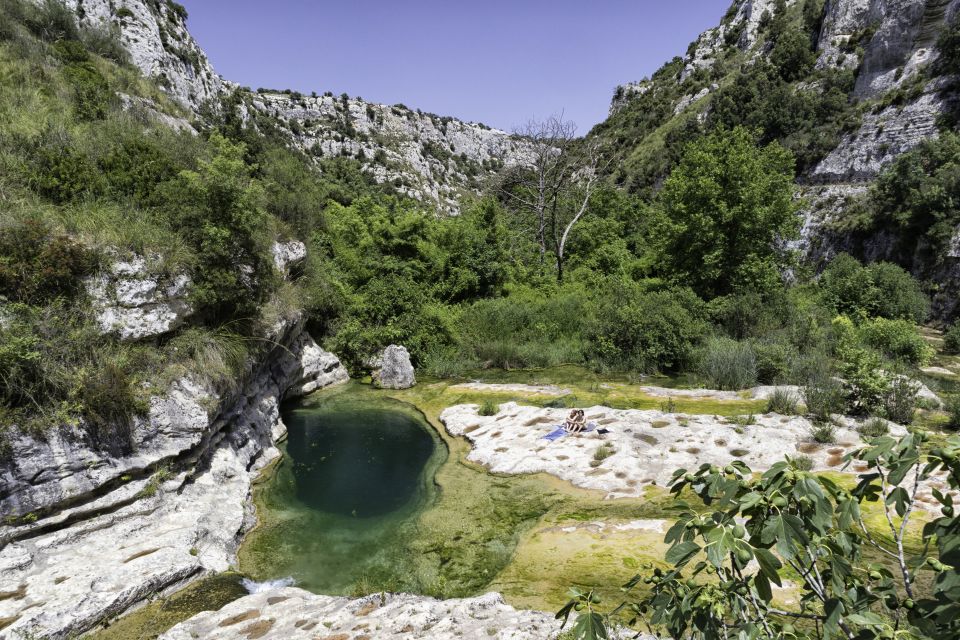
[[159, 588, 588, 640], [439, 401, 904, 499], [0, 323, 347, 639], [86, 255, 192, 341]]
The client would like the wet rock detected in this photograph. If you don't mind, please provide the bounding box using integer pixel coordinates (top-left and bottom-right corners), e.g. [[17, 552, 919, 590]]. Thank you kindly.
[[372, 344, 416, 389]]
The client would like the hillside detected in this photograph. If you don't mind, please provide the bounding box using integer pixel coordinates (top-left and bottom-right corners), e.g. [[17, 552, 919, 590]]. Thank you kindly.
[[592, 0, 960, 316], [3, 2, 960, 639]]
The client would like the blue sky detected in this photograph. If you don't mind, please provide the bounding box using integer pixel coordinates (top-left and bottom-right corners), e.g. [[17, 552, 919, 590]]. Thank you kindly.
[[181, 1, 729, 132]]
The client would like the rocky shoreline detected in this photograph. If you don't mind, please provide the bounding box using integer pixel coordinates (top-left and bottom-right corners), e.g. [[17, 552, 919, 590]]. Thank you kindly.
[[0, 317, 348, 639]]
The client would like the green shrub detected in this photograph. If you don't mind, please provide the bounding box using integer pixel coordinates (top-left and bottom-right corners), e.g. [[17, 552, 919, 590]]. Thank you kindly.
[[162, 134, 276, 324], [587, 285, 708, 372], [810, 421, 836, 444], [882, 375, 919, 424], [766, 387, 799, 414], [752, 337, 798, 384], [0, 219, 98, 304], [858, 317, 933, 365], [27, 136, 105, 203], [819, 254, 929, 323], [802, 370, 844, 422], [63, 59, 113, 121], [24, 0, 79, 42], [790, 454, 814, 471], [478, 400, 498, 417], [698, 337, 757, 390], [859, 417, 889, 438], [944, 324, 960, 354], [946, 397, 960, 431]]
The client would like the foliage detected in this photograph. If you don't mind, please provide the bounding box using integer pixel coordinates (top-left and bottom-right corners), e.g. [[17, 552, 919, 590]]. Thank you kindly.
[[478, 399, 498, 417], [801, 367, 845, 422], [818, 254, 929, 323], [766, 387, 799, 414], [561, 432, 960, 640], [653, 127, 800, 299], [163, 133, 276, 324], [944, 324, 960, 355], [586, 284, 709, 372], [0, 218, 97, 304], [810, 420, 836, 443], [868, 133, 960, 268], [857, 317, 933, 366], [859, 416, 889, 438], [698, 337, 757, 391]]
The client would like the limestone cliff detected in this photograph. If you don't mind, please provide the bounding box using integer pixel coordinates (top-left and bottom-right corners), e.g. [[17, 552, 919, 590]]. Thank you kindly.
[[605, 0, 960, 316]]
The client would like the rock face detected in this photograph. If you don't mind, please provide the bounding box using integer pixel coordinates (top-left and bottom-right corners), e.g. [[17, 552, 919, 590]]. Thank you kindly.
[[241, 91, 533, 213], [0, 321, 348, 639], [159, 588, 581, 640], [373, 344, 416, 389], [60, 0, 222, 111], [86, 254, 192, 341]]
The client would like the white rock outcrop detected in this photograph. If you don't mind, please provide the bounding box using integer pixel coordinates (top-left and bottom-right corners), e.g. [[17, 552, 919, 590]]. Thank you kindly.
[[440, 401, 892, 498], [0, 322, 348, 639], [87, 255, 192, 341], [59, 0, 222, 111], [271, 240, 307, 274], [159, 588, 587, 640], [372, 344, 416, 389]]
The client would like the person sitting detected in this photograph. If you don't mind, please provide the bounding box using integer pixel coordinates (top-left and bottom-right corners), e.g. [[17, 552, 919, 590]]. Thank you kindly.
[[564, 409, 587, 433]]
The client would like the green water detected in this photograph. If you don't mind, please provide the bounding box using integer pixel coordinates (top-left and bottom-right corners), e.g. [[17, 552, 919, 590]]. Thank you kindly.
[[239, 383, 447, 594]]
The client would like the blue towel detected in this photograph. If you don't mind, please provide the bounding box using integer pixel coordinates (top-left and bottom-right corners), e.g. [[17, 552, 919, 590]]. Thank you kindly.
[[543, 422, 597, 441], [543, 426, 567, 441]]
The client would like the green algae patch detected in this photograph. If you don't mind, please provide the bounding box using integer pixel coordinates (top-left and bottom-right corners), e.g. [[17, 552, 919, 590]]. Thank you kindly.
[[488, 518, 672, 612], [87, 572, 249, 640]]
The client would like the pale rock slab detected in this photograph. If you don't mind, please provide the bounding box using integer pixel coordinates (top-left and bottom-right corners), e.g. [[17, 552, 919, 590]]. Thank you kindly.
[[86, 255, 192, 341], [159, 588, 638, 640]]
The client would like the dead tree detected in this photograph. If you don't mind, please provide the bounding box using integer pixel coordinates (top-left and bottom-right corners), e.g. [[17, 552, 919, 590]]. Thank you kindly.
[[497, 115, 576, 267]]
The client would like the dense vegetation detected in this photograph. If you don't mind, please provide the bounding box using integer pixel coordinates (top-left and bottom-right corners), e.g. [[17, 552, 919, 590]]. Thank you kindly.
[[3, 1, 960, 639], [0, 0, 951, 457]]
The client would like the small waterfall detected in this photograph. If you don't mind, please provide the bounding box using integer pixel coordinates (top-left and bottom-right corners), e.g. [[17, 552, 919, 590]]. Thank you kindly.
[[240, 576, 296, 593]]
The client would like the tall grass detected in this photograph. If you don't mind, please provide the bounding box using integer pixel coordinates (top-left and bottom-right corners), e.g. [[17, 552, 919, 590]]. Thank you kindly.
[[698, 337, 757, 390]]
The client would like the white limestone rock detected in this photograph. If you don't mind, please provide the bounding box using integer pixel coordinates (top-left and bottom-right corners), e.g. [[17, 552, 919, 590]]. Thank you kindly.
[[438, 401, 913, 499], [811, 90, 945, 182], [372, 344, 416, 389], [271, 240, 307, 274], [159, 588, 608, 640], [282, 330, 350, 398], [0, 321, 349, 639], [87, 255, 192, 341]]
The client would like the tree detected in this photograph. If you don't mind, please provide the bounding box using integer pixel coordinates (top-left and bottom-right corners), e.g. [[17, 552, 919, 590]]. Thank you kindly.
[[165, 134, 276, 324], [559, 432, 960, 639], [654, 127, 800, 299], [498, 116, 574, 267], [498, 115, 605, 282]]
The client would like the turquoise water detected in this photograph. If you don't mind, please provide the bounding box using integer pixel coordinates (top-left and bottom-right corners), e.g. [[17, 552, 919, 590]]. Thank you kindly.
[[239, 383, 446, 594]]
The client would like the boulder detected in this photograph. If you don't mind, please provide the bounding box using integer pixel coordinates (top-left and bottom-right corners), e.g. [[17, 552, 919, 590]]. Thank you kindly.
[[373, 344, 416, 389], [86, 255, 192, 341]]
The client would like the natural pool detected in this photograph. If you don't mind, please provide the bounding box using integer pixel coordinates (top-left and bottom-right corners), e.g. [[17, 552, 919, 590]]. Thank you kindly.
[[239, 383, 447, 594]]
